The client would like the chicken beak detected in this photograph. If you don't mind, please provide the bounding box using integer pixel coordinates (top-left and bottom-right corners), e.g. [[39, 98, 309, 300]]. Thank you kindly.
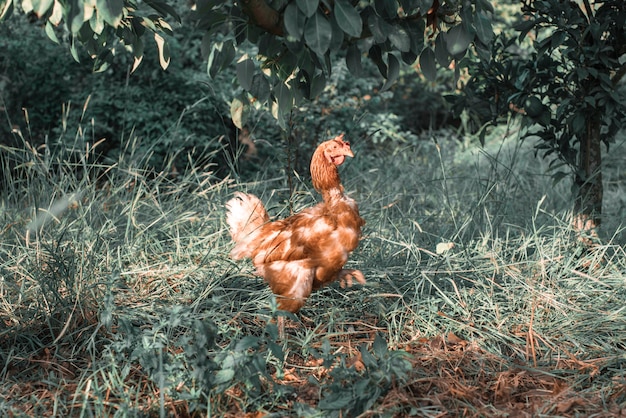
[[339, 139, 354, 158], [331, 146, 354, 165], [323, 135, 354, 165], [332, 143, 354, 165]]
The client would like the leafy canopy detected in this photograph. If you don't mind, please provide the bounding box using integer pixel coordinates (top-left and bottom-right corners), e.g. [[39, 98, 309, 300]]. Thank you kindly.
[[1, 0, 495, 128]]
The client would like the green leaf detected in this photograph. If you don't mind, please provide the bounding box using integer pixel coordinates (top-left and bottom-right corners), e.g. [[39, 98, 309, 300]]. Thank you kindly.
[[236, 56, 255, 91], [44, 20, 59, 44], [132, 17, 147, 36], [268, 341, 284, 363], [333, 0, 362, 38], [401, 50, 417, 65], [70, 36, 80, 62], [444, 24, 473, 57], [89, 7, 105, 34], [367, 13, 389, 44], [144, 0, 181, 23], [346, 43, 362, 77], [284, 2, 305, 39], [318, 392, 353, 410], [309, 72, 326, 98], [417, 0, 434, 13], [403, 19, 424, 54], [474, 12, 493, 45], [537, 109, 550, 127], [435, 33, 451, 67], [419, 47, 437, 81], [201, 32, 211, 59], [369, 44, 386, 78], [154, 33, 170, 70], [570, 111, 585, 134], [0, 0, 13, 21], [524, 96, 543, 117], [380, 53, 400, 92], [514, 19, 536, 37], [399, 0, 420, 13], [374, 0, 396, 18], [297, 0, 318, 18], [372, 333, 388, 357], [96, 0, 123, 28], [131, 56, 143, 73], [551, 170, 569, 187], [230, 97, 246, 129], [304, 11, 332, 56], [524, 97, 551, 127], [31, 0, 53, 17], [68, 0, 86, 33], [214, 368, 235, 385], [329, 15, 344, 52], [274, 81, 294, 129], [293, 71, 309, 102], [249, 73, 271, 102], [388, 24, 411, 52], [235, 335, 259, 351], [207, 40, 235, 78], [477, 0, 495, 13], [207, 45, 223, 78], [550, 30, 566, 49], [359, 344, 378, 368], [21, 0, 33, 14]]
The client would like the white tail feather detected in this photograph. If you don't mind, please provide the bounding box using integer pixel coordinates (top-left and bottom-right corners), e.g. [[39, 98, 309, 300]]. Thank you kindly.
[[225, 192, 269, 258]]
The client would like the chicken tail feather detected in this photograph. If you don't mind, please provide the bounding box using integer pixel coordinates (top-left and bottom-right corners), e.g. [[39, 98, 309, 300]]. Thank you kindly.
[[225, 192, 269, 258]]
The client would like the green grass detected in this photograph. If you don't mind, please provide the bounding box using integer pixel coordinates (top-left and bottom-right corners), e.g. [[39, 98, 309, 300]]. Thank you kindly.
[[1, 123, 626, 417]]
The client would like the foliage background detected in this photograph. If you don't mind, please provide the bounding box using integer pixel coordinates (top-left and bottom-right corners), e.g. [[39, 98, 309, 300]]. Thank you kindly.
[[0, 7, 457, 174]]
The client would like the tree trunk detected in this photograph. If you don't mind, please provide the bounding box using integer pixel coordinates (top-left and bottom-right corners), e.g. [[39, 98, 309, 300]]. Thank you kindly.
[[572, 114, 602, 243]]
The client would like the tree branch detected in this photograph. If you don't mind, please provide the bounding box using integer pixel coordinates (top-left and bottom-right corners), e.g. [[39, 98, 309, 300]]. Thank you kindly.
[[240, 0, 284, 36]]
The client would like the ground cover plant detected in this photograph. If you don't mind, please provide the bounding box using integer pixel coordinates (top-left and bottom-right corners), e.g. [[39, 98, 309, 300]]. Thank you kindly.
[[1, 103, 626, 416]]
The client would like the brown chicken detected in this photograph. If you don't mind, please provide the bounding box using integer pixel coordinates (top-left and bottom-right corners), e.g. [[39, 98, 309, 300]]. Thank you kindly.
[[225, 134, 365, 316]]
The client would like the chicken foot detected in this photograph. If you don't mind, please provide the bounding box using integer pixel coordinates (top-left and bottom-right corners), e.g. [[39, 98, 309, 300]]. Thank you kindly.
[[338, 269, 366, 288]]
